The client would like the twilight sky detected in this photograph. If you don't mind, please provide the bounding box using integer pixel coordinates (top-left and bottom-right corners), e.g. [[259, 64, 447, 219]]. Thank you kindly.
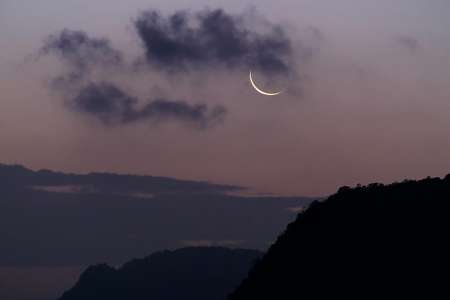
[[1, 0, 450, 196]]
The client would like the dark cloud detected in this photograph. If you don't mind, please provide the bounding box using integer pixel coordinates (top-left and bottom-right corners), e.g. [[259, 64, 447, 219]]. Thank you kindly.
[[72, 82, 226, 128], [397, 36, 421, 52], [139, 98, 227, 129], [71, 82, 138, 124], [41, 30, 124, 91], [40, 30, 227, 129], [134, 9, 293, 74], [39, 9, 300, 128], [42, 29, 123, 73]]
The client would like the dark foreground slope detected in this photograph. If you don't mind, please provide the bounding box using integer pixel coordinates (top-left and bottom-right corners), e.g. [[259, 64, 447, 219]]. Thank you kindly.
[[229, 176, 450, 299], [59, 247, 262, 300]]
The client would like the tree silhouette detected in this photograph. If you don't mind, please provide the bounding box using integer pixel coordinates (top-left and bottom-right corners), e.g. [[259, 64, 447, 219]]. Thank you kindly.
[[229, 175, 450, 299]]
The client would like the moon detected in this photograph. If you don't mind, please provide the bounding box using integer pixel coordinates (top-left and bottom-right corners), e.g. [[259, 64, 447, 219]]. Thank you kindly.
[[249, 71, 282, 96]]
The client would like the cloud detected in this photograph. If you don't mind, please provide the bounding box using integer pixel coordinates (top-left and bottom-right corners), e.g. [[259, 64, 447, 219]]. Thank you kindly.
[[139, 98, 227, 128], [181, 240, 245, 247], [286, 206, 307, 213], [71, 82, 138, 124], [41, 29, 124, 91], [397, 36, 421, 52], [31, 185, 93, 194], [134, 9, 294, 74], [71, 82, 226, 128], [39, 30, 227, 129], [41, 29, 123, 74], [38, 9, 302, 128]]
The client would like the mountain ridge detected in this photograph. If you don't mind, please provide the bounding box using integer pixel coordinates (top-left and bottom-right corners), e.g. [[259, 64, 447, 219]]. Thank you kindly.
[[58, 247, 262, 300]]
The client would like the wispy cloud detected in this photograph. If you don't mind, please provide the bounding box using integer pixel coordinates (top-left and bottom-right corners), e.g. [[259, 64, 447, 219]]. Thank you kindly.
[[181, 240, 246, 247]]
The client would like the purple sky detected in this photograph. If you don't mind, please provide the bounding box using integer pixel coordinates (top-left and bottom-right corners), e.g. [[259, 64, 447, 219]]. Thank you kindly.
[[1, 0, 450, 196]]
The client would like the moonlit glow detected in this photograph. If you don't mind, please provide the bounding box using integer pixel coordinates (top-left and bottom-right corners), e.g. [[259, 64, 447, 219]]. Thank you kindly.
[[249, 71, 282, 96]]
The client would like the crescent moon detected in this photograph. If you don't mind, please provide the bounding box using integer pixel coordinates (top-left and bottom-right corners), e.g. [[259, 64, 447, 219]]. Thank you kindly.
[[249, 71, 282, 96]]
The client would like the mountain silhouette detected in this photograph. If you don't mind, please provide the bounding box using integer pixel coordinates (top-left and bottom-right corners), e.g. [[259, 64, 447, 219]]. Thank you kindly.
[[229, 176, 450, 299], [0, 163, 312, 300], [58, 247, 262, 300]]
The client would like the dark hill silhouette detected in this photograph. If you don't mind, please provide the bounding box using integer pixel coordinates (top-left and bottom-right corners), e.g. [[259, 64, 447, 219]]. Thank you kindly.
[[0, 163, 314, 300], [58, 247, 262, 300], [229, 176, 450, 299]]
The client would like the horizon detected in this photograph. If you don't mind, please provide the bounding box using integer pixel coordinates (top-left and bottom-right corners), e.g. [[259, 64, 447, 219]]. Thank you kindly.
[[2, 161, 449, 198]]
